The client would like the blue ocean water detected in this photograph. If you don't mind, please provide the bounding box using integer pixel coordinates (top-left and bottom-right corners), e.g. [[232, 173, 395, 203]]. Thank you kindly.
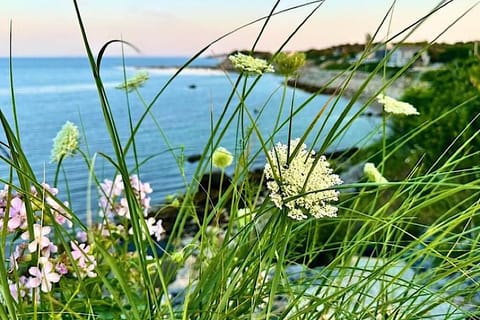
[[0, 57, 380, 217]]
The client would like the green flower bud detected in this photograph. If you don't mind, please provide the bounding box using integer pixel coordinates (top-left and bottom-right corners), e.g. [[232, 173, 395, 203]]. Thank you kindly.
[[273, 52, 306, 76], [212, 147, 233, 169]]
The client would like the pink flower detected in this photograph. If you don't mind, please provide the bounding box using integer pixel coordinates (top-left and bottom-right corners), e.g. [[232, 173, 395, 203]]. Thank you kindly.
[[9, 276, 28, 302], [46, 197, 72, 227], [76, 230, 88, 243], [40, 241, 58, 258], [128, 217, 165, 241], [21, 224, 53, 253], [100, 176, 124, 199], [117, 197, 130, 218], [7, 197, 27, 231], [82, 263, 97, 278], [28, 259, 61, 293], [70, 241, 97, 278], [98, 175, 153, 219], [55, 262, 68, 275], [148, 218, 165, 241], [32, 184, 72, 227], [9, 243, 27, 272]]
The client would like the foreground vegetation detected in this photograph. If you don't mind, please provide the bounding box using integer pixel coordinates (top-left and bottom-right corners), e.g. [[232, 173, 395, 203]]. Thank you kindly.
[[0, 1, 479, 319]]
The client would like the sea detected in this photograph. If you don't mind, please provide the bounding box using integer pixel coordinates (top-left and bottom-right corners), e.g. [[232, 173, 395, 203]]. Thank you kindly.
[[0, 57, 381, 218]]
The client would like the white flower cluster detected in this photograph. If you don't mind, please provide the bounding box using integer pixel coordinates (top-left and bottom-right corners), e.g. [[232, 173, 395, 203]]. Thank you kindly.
[[377, 94, 419, 116], [264, 139, 342, 220], [116, 71, 149, 92], [229, 53, 274, 75]]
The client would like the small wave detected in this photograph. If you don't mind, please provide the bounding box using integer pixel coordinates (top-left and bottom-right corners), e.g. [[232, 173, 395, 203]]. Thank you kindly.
[[0, 82, 118, 96]]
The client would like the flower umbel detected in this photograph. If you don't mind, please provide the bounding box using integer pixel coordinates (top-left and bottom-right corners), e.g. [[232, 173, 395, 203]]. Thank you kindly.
[[364, 162, 388, 183], [212, 147, 233, 169], [273, 52, 306, 76], [229, 53, 274, 75], [51, 121, 79, 163], [116, 71, 149, 92], [264, 139, 343, 220], [377, 94, 419, 115]]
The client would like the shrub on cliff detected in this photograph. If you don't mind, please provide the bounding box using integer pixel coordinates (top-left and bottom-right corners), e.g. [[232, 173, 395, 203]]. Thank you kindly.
[[395, 58, 480, 171]]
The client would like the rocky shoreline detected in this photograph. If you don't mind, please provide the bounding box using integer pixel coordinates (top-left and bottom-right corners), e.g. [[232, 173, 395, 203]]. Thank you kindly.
[[288, 66, 416, 114]]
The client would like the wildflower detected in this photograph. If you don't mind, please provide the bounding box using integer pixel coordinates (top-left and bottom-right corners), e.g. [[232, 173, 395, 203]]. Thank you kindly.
[[128, 217, 165, 241], [376, 94, 419, 115], [130, 175, 153, 216], [70, 241, 97, 278], [116, 71, 149, 92], [71, 241, 92, 268], [264, 139, 342, 220], [147, 217, 165, 241], [8, 276, 28, 303], [7, 197, 27, 231], [21, 224, 53, 254], [50, 121, 79, 163], [55, 263, 68, 275], [28, 258, 61, 293], [76, 230, 88, 243], [113, 197, 128, 218], [31, 183, 72, 227], [273, 52, 306, 76], [364, 162, 388, 183], [99, 175, 152, 218], [212, 147, 233, 169], [9, 244, 29, 272], [229, 53, 274, 75], [99, 175, 124, 217]]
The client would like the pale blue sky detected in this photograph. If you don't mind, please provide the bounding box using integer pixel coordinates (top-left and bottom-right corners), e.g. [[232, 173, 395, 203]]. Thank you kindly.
[[1, 0, 479, 57]]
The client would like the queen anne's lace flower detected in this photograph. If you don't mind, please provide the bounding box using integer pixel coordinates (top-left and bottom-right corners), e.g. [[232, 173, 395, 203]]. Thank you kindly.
[[51, 121, 79, 163], [364, 162, 388, 183], [116, 71, 149, 92], [264, 139, 342, 220], [377, 94, 419, 115], [229, 53, 274, 75]]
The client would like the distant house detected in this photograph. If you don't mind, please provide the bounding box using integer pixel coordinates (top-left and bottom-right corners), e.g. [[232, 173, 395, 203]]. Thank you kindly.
[[386, 44, 430, 67], [354, 44, 430, 67]]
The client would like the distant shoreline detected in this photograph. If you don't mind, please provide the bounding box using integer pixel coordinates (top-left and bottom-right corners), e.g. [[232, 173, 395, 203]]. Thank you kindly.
[[136, 63, 413, 115], [287, 67, 414, 114]]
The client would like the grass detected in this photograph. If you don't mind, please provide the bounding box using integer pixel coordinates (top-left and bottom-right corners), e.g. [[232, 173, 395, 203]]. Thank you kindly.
[[0, 1, 479, 319]]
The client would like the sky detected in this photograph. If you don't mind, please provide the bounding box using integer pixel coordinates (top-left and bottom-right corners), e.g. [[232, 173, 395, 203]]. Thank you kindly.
[[0, 0, 479, 57]]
